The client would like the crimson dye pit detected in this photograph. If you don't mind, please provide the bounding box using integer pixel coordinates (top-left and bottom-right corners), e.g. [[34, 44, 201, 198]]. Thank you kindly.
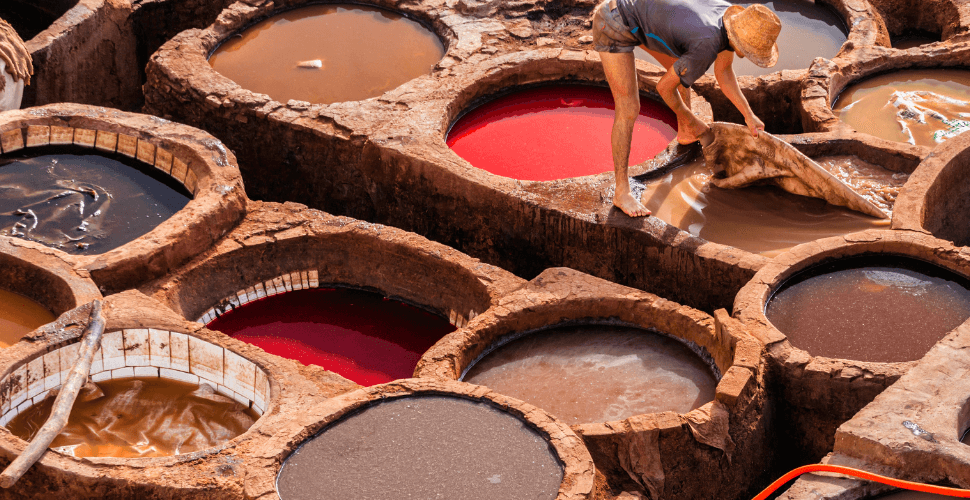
[[207, 287, 456, 386], [447, 84, 677, 181]]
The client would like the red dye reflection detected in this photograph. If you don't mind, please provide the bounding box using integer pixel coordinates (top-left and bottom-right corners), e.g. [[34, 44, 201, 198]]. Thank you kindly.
[[207, 288, 455, 386], [446, 85, 677, 181]]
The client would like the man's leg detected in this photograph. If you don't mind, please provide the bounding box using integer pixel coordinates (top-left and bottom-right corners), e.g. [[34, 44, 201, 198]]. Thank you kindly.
[[641, 46, 696, 143], [600, 50, 650, 217]]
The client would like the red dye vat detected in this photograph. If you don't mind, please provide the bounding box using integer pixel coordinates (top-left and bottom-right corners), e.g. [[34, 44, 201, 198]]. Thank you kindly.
[[207, 288, 455, 386], [447, 85, 677, 181]]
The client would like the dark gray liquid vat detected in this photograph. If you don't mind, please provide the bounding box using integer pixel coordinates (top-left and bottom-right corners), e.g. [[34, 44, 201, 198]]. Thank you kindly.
[[0, 146, 190, 254], [276, 396, 564, 500]]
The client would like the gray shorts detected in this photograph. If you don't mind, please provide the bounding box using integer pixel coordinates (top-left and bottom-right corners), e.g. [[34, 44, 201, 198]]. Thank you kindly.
[[590, 0, 640, 53]]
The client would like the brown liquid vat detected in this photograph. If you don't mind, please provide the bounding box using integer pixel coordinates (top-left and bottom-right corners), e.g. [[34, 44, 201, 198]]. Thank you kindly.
[[416, 267, 769, 500], [139, 200, 523, 331], [0, 103, 246, 295], [799, 42, 970, 145], [274, 379, 595, 500], [733, 229, 970, 465], [0, 291, 358, 500]]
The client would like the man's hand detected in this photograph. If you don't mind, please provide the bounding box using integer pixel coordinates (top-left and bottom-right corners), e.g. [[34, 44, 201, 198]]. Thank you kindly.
[[745, 114, 765, 137]]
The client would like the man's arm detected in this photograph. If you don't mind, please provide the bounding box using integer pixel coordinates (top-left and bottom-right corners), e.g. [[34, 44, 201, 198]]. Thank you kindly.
[[712, 50, 764, 136]]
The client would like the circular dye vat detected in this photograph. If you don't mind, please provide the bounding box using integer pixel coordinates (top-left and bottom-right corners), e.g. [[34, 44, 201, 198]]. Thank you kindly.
[[640, 157, 893, 257], [833, 69, 970, 148], [0, 288, 54, 347], [0, 147, 191, 254], [7, 377, 258, 458], [208, 4, 444, 104], [276, 396, 563, 500], [447, 85, 677, 181], [206, 288, 456, 386], [462, 325, 717, 424], [766, 255, 970, 362], [633, 0, 847, 77], [0, 1, 73, 41]]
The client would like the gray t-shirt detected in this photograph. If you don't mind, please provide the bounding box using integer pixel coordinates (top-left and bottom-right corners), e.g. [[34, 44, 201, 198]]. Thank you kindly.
[[616, 0, 732, 88]]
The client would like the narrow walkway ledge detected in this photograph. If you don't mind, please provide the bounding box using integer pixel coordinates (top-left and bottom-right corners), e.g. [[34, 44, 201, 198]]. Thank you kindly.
[[734, 229, 970, 463], [0, 103, 247, 295], [0, 290, 357, 499], [416, 267, 768, 500]]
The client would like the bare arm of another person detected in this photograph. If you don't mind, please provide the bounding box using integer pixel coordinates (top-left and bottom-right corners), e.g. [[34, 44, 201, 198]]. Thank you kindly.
[[712, 50, 764, 136]]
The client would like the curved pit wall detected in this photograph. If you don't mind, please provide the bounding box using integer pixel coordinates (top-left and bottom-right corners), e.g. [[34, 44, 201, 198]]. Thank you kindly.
[[0, 236, 101, 338], [893, 130, 970, 246], [777, 307, 970, 498], [415, 267, 768, 500], [733, 229, 970, 466], [0, 290, 358, 500], [140, 200, 524, 368], [0, 103, 246, 295]]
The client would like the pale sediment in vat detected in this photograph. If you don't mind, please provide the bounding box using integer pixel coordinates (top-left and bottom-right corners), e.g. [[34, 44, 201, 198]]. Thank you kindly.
[[209, 4, 444, 104], [276, 395, 564, 500], [207, 286, 456, 386], [462, 324, 717, 425], [0, 147, 190, 254], [833, 69, 970, 148]]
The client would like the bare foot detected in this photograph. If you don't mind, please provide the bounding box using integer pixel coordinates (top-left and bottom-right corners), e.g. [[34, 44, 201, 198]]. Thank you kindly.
[[613, 191, 651, 217]]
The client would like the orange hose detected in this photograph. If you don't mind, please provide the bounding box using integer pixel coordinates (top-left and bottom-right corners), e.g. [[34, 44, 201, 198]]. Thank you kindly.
[[751, 464, 970, 500]]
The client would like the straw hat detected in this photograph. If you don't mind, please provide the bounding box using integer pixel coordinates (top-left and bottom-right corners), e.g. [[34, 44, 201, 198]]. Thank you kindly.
[[723, 4, 781, 68]]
